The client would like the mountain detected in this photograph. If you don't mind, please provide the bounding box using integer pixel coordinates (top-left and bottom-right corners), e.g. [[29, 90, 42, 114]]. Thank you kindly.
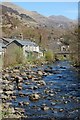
[[48, 15, 75, 28], [49, 15, 72, 22], [0, 2, 77, 50], [1, 2, 77, 28]]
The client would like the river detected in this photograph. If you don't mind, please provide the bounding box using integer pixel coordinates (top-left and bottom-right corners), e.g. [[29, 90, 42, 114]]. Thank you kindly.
[[3, 60, 80, 120]]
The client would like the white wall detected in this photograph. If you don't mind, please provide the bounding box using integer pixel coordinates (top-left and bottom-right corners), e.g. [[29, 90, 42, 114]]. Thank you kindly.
[[38, 51, 43, 58], [23, 45, 43, 58], [25, 45, 39, 52], [0, 52, 2, 56]]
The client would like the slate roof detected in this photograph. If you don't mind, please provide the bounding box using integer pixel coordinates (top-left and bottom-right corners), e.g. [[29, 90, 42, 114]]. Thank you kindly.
[[15, 39, 37, 46], [6, 39, 38, 47]]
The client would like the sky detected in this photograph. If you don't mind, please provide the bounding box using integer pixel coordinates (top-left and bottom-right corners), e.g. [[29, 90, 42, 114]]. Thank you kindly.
[[0, 1, 78, 20], [13, 2, 78, 20]]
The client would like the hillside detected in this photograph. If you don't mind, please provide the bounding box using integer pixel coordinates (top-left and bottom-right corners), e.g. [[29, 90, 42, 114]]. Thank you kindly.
[[1, 2, 77, 28], [0, 2, 77, 50]]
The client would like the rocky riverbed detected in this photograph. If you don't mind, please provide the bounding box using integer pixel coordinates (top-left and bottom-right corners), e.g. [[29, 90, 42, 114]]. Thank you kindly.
[[1, 61, 80, 120]]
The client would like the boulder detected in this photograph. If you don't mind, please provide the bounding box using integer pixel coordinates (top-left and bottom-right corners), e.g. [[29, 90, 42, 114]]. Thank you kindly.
[[44, 68, 53, 73], [13, 69, 20, 73], [15, 76, 23, 81], [5, 91, 13, 95], [29, 93, 40, 101], [18, 101, 23, 106], [28, 75, 33, 79], [37, 70, 43, 76], [41, 106, 49, 111], [36, 80, 46, 86], [23, 102, 30, 106]]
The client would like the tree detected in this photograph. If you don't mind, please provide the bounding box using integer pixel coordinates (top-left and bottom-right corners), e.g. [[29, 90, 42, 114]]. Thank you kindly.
[[44, 50, 55, 62], [39, 34, 42, 45], [69, 26, 80, 66]]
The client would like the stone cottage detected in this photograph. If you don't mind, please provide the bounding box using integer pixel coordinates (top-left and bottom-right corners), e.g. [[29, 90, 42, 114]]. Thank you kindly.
[[2, 38, 43, 58]]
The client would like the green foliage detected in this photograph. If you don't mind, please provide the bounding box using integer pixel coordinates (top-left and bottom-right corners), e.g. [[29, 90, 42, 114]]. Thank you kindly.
[[44, 50, 55, 62], [4, 47, 24, 67]]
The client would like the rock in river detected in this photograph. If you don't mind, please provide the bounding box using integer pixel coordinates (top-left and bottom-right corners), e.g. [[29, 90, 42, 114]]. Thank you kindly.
[[37, 70, 43, 76], [29, 93, 40, 101], [41, 106, 50, 111], [36, 80, 46, 86], [23, 102, 30, 106]]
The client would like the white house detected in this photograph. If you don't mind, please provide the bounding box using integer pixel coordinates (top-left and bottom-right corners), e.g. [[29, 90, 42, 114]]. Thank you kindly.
[[4, 38, 43, 58]]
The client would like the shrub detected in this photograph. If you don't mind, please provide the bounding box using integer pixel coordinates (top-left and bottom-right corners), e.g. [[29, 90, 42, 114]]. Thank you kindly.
[[44, 50, 55, 62], [3, 47, 24, 67]]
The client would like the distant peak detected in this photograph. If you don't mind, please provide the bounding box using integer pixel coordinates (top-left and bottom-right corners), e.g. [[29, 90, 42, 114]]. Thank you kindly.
[[48, 15, 73, 21]]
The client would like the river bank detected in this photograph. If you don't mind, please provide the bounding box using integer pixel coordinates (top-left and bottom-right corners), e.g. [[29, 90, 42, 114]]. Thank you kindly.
[[1, 60, 80, 120]]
